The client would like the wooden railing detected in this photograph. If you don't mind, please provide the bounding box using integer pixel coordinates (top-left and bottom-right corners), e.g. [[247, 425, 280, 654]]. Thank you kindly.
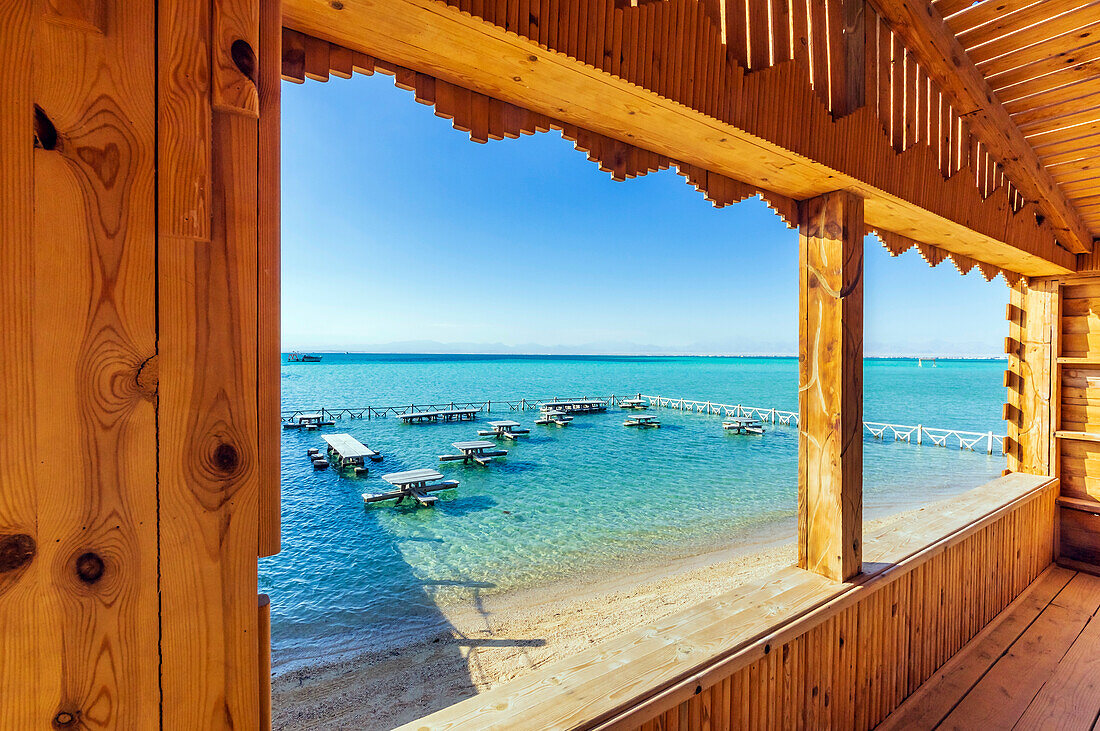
[[399, 473, 1057, 730]]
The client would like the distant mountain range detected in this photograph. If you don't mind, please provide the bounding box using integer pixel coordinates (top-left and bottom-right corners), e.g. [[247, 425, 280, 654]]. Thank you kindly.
[[285, 338, 1004, 358]]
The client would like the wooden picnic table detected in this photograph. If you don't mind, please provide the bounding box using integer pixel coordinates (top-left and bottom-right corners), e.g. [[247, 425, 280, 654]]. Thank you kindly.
[[362, 468, 459, 507]]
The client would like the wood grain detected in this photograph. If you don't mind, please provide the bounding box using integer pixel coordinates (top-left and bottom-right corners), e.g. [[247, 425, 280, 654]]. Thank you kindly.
[[159, 0, 263, 720], [212, 0, 260, 116], [798, 190, 864, 582], [24, 0, 160, 726], [159, 112, 261, 727], [1006, 280, 1057, 474], [0, 1, 42, 726], [258, 0, 281, 558]]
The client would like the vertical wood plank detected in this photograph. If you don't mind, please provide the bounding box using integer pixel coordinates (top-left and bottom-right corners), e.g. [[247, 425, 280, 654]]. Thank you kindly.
[[212, 0, 260, 116], [0, 1, 43, 726], [29, 0, 161, 727], [837, 0, 864, 116], [159, 112, 261, 729], [798, 190, 864, 582], [159, 0, 263, 723], [257, 0, 281, 557]]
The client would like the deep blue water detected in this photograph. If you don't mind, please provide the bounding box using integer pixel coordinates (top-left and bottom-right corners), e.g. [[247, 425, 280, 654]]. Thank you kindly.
[[263, 354, 1006, 665]]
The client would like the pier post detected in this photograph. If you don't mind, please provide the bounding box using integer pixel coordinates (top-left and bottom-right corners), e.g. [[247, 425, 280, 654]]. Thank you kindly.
[[798, 190, 864, 583], [987, 431, 993, 454], [917, 424, 922, 444]]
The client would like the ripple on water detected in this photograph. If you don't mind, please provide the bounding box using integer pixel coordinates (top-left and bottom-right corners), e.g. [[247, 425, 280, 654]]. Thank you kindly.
[[263, 360, 1005, 666]]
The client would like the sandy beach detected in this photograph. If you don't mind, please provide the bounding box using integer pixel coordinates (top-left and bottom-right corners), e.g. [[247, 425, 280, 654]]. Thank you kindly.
[[271, 507, 932, 730]]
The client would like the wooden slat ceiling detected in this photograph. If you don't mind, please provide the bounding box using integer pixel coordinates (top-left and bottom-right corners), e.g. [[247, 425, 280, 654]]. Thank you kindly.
[[936, 0, 1100, 238]]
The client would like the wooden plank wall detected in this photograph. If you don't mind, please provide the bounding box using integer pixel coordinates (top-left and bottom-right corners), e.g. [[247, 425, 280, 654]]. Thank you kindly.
[[1047, 276, 1100, 568], [624, 482, 1057, 731], [0, 0, 278, 726], [280, 0, 1071, 280]]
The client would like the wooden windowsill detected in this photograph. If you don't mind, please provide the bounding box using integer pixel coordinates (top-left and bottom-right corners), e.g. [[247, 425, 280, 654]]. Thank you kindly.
[[1057, 496, 1100, 515], [399, 473, 1057, 731]]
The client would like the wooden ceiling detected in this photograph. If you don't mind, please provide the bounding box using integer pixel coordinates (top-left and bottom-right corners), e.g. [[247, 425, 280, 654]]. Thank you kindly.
[[935, 0, 1100, 240], [282, 0, 1097, 275]]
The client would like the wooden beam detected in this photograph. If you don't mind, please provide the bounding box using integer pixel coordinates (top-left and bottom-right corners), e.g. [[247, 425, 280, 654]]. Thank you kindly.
[[866, 0, 1095, 254], [798, 190, 864, 583], [281, 0, 1076, 276]]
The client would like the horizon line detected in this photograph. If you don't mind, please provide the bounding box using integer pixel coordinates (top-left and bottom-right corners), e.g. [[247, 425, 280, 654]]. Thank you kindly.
[[281, 350, 1006, 359]]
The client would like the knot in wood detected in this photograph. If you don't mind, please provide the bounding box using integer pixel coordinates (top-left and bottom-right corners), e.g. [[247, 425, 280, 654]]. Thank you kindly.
[[34, 105, 58, 150], [53, 711, 77, 728], [330, 0, 344, 8], [75, 552, 105, 584], [213, 442, 240, 474], [0, 534, 35, 573], [135, 355, 158, 401], [231, 39, 256, 82]]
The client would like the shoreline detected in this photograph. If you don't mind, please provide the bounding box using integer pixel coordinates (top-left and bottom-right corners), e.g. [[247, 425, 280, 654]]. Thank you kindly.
[[271, 504, 938, 730]]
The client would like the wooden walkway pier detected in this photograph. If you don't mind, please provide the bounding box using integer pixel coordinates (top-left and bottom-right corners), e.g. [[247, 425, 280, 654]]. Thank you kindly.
[[397, 408, 478, 424], [624, 413, 661, 428], [439, 441, 508, 466], [479, 420, 530, 439], [542, 399, 608, 414], [321, 433, 382, 474], [363, 469, 459, 507], [722, 416, 765, 434]]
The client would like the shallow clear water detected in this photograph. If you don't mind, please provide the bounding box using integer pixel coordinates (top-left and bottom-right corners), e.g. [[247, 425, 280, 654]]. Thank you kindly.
[[263, 355, 1006, 664]]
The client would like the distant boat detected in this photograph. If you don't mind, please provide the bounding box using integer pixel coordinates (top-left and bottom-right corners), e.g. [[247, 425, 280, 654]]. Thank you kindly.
[[288, 352, 322, 363]]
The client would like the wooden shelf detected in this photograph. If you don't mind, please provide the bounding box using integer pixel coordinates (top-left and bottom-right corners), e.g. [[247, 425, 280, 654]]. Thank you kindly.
[[1057, 357, 1100, 366], [1057, 496, 1100, 515], [1055, 430, 1100, 443]]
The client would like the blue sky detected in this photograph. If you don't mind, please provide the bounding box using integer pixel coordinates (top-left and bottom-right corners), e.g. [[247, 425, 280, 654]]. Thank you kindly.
[[282, 73, 1008, 356]]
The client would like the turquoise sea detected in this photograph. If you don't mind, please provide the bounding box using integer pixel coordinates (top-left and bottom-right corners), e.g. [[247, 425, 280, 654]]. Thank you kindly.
[[262, 355, 1006, 667]]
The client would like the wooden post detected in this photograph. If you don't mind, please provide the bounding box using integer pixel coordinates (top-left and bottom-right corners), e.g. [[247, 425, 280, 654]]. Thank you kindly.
[[158, 0, 277, 725], [1005, 280, 1056, 475], [798, 190, 864, 583]]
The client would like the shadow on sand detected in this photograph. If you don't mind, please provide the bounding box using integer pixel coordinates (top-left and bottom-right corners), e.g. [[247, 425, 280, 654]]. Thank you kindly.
[[282, 493, 546, 729]]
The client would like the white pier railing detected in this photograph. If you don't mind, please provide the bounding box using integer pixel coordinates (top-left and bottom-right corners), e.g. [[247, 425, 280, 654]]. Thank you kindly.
[[282, 393, 1006, 456], [639, 394, 1005, 455]]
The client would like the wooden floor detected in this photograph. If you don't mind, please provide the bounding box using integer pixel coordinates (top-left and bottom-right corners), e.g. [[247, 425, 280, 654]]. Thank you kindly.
[[880, 565, 1100, 730]]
